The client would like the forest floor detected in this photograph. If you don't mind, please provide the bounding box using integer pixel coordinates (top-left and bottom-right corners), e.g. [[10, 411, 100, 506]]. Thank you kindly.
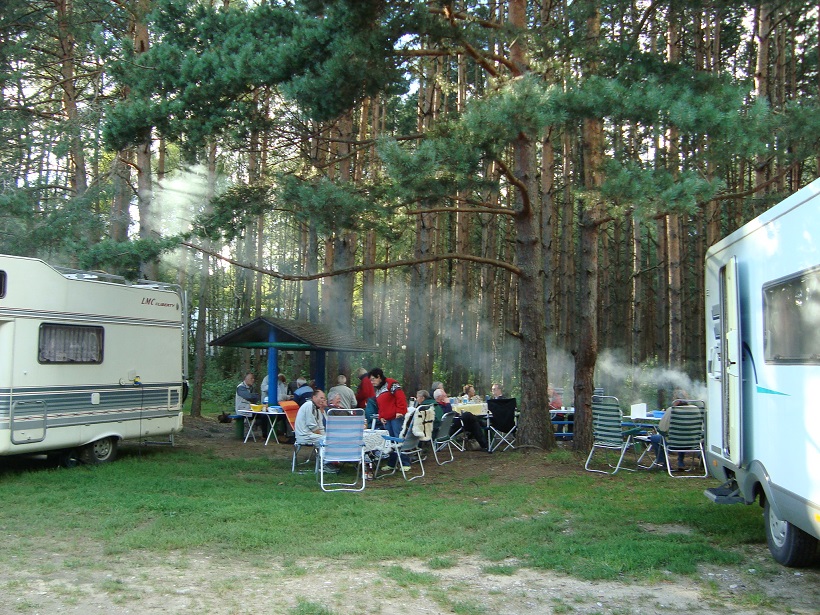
[[1, 415, 818, 615]]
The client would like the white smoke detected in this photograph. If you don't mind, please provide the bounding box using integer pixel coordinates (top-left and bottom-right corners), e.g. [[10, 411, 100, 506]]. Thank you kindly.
[[595, 348, 707, 408]]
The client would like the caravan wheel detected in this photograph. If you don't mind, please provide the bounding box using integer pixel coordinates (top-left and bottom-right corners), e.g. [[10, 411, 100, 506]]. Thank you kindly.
[[764, 500, 818, 567], [80, 437, 118, 464]]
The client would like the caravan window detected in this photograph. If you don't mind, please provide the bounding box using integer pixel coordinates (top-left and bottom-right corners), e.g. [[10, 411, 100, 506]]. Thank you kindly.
[[763, 266, 820, 364], [0, 270, 5, 297], [38, 324, 104, 364]]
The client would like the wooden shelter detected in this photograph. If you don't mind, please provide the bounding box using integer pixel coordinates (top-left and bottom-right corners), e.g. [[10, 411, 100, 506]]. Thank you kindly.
[[209, 317, 377, 393]]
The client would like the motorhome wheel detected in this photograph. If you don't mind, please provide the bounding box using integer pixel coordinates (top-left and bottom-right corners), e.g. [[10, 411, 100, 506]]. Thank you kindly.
[[764, 500, 819, 567], [81, 437, 118, 464]]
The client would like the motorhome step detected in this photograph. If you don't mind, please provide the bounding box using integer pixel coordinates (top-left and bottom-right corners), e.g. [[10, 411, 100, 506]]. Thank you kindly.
[[704, 486, 744, 505]]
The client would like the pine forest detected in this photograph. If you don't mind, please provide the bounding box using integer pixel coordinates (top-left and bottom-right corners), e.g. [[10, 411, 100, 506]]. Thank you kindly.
[[2, 0, 819, 449]]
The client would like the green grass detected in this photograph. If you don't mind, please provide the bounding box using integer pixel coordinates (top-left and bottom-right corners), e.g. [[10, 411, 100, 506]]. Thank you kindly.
[[0, 439, 767, 584]]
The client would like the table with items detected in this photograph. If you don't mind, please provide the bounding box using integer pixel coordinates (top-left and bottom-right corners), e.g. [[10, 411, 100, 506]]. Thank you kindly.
[[362, 428, 390, 453], [242, 405, 288, 445], [620, 411, 663, 468], [451, 402, 488, 416]]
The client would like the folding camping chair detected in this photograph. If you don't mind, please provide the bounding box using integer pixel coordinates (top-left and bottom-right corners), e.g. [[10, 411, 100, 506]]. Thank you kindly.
[[660, 403, 707, 478], [317, 408, 367, 492], [486, 398, 517, 452], [431, 411, 463, 465], [376, 409, 425, 481], [584, 395, 642, 474]]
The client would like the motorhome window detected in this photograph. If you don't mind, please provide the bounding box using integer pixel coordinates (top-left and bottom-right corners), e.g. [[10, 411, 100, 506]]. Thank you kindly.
[[763, 267, 820, 364], [0, 270, 5, 297], [38, 324, 104, 364]]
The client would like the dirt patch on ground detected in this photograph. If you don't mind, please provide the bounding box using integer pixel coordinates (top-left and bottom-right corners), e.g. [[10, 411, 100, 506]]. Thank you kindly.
[[2, 415, 818, 615]]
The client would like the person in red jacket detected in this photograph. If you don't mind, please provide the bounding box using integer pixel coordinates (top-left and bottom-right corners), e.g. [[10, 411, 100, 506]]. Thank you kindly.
[[355, 367, 376, 409], [369, 367, 410, 470]]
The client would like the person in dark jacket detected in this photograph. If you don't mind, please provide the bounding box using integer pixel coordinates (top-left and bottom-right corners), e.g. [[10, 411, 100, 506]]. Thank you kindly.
[[292, 378, 314, 406]]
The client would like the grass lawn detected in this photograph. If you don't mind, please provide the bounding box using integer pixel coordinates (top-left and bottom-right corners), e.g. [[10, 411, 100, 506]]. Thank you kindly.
[[0, 413, 767, 583]]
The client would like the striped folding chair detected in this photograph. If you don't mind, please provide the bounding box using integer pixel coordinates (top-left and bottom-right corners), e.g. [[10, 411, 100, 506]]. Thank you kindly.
[[317, 409, 366, 492], [661, 404, 707, 478], [585, 395, 642, 474]]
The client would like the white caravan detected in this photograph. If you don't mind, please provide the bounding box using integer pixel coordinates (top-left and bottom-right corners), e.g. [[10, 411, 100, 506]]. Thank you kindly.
[[0, 254, 186, 465], [704, 178, 820, 566]]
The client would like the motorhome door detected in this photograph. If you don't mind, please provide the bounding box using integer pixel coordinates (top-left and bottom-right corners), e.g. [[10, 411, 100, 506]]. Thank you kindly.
[[719, 256, 743, 465]]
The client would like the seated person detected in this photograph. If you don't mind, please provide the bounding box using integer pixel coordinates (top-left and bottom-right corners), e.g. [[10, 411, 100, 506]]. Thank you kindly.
[[235, 372, 267, 437], [276, 373, 292, 402], [327, 391, 344, 409], [548, 384, 570, 433], [292, 378, 314, 406], [649, 392, 692, 470], [235, 372, 259, 412], [547, 384, 563, 410], [294, 389, 327, 446], [363, 396, 380, 428], [461, 384, 483, 403], [415, 389, 434, 409], [431, 388, 451, 438], [433, 388, 489, 451], [413, 389, 433, 432], [490, 383, 505, 399]]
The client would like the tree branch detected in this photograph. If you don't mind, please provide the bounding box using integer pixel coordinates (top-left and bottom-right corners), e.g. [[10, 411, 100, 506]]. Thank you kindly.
[[182, 241, 521, 278], [495, 158, 530, 216], [405, 205, 515, 217], [428, 7, 504, 30], [697, 160, 800, 207], [460, 40, 500, 78]]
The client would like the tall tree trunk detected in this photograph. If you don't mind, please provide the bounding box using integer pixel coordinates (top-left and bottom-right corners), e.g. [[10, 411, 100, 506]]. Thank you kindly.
[[573, 203, 599, 452], [629, 212, 643, 396], [559, 131, 574, 350], [666, 11, 683, 371], [667, 214, 683, 369], [191, 142, 217, 417], [110, 150, 132, 242], [755, 2, 773, 189], [404, 59, 438, 392], [56, 0, 87, 198], [134, 1, 157, 280], [572, 3, 604, 453], [509, 0, 551, 449]]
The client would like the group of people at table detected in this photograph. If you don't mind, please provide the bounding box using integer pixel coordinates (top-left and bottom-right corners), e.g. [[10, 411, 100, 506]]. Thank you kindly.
[[235, 370, 688, 472], [235, 368, 512, 474]]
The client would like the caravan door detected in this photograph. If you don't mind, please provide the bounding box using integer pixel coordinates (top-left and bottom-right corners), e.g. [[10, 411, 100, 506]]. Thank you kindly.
[[718, 256, 743, 465]]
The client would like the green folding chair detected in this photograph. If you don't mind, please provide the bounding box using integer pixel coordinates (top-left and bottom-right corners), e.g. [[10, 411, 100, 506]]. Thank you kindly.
[[585, 395, 642, 474]]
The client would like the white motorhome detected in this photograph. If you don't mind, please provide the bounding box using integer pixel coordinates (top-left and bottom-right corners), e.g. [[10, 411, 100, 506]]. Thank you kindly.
[[704, 179, 820, 566], [0, 254, 186, 465]]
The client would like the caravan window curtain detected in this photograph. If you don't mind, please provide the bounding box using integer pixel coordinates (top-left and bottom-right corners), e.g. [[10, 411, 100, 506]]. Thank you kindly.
[[763, 266, 820, 364], [38, 324, 104, 364]]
